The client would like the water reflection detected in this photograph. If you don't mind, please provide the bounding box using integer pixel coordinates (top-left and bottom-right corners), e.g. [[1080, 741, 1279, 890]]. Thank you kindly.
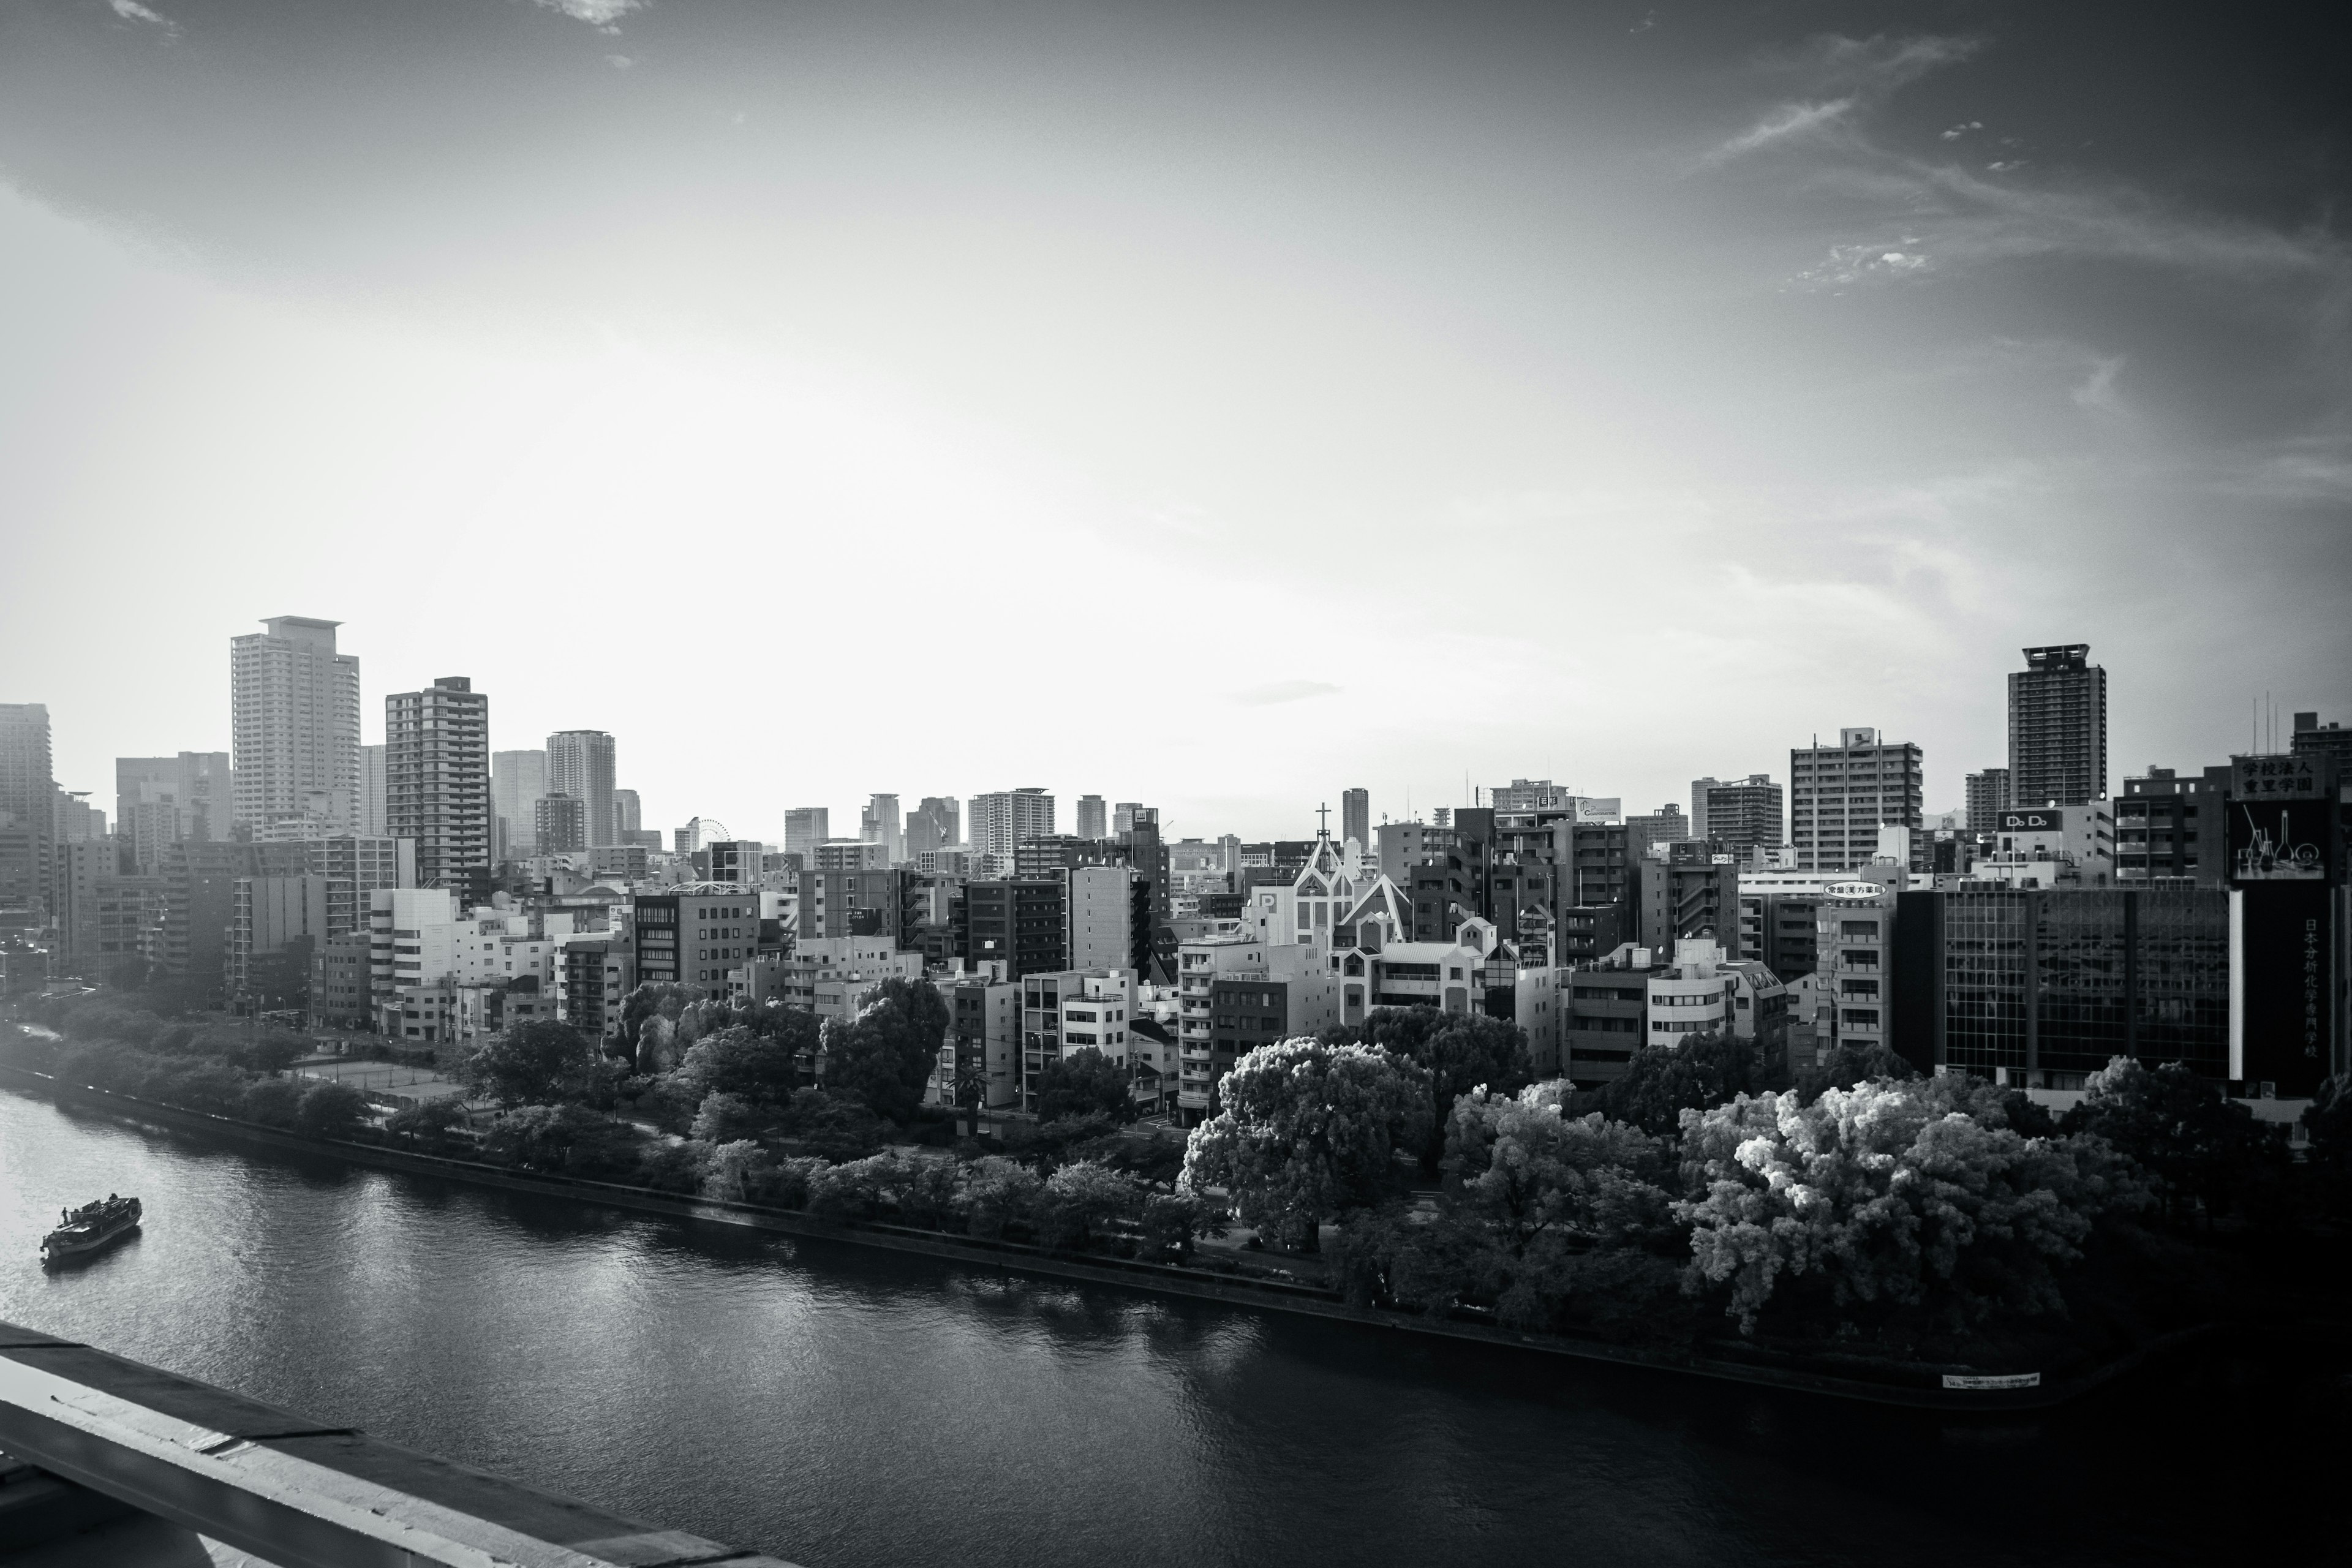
[[0, 1088, 2337, 1567]]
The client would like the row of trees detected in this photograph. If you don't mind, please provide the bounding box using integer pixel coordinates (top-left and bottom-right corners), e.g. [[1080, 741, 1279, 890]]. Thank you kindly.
[[1175, 1019, 2350, 1346]]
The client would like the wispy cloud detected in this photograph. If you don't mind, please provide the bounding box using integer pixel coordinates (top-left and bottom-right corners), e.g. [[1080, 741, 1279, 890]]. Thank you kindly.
[[2070, 356, 2127, 416], [534, 0, 641, 31], [1708, 98, 1853, 164], [1231, 679, 1342, 707], [107, 0, 176, 33], [1706, 34, 1979, 167]]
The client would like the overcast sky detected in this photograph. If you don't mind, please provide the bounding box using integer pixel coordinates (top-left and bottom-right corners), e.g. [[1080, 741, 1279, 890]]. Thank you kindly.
[[2, 0, 2345, 842]]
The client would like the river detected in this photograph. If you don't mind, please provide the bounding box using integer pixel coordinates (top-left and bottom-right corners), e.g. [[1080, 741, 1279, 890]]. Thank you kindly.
[[0, 1085, 2338, 1566]]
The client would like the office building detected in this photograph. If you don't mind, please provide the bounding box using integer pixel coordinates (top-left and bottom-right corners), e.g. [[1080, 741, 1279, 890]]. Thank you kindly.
[[797, 867, 905, 942], [546, 731, 617, 848], [938, 974, 1022, 1111], [614, 788, 642, 838], [1692, 775, 1783, 853], [1341, 787, 1370, 851], [2009, 644, 2108, 807], [2116, 766, 2230, 884], [492, 749, 549, 859], [1963, 767, 2011, 834], [116, 752, 234, 871], [907, 797, 960, 859], [386, 677, 492, 902], [228, 874, 331, 1006], [1019, 968, 1140, 1110], [1633, 840, 1736, 952], [2290, 712, 2352, 774], [972, 788, 1055, 857], [963, 877, 1068, 978], [535, 794, 587, 854], [783, 807, 830, 861], [1112, 802, 1149, 837], [815, 839, 891, 872], [1892, 884, 2230, 1087], [1790, 728, 1926, 872], [357, 743, 388, 837], [0, 704, 54, 914], [1074, 794, 1107, 840], [1068, 863, 1152, 975], [1977, 802, 2116, 888], [632, 889, 763, 992], [229, 617, 360, 833], [1626, 804, 1689, 852], [861, 793, 903, 862]]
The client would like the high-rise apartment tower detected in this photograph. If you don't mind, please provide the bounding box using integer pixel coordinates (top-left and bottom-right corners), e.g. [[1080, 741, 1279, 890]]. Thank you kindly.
[[1789, 728, 1925, 872], [2008, 644, 2107, 806], [230, 617, 359, 832], [388, 678, 491, 900], [545, 731, 617, 848]]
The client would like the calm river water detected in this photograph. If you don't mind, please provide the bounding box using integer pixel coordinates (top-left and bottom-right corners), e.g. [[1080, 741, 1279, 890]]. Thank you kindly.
[[1, 1087, 2340, 1567]]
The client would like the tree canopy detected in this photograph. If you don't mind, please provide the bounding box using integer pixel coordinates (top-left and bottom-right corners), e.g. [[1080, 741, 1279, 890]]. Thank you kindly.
[[1679, 1074, 2148, 1332], [1334, 1007, 1531, 1170], [1602, 1029, 1766, 1136], [461, 1020, 602, 1109], [676, 1017, 816, 1107], [1181, 1038, 1431, 1249], [2060, 1056, 2280, 1226], [820, 978, 949, 1124], [1444, 1082, 1675, 1254], [1033, 1046, 1136, 1124]]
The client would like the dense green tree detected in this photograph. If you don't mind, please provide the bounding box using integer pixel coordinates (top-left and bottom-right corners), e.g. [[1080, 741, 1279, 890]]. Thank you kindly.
[[1139, 1192, 1210, 1260], [481, 1103, 644, 1178], [1181, 1039, 1431, 1250], [1336, 1008, 1532, 1172], [2060, 1055, 2281, 1226], [1032, 1046, 1137, 1124], [294, 1080, 371, 1138], [461, 1020, 600, 1109], [1444, 1083, 1676, 1254], [777, 1087, 890, 1161], [386, 1094, 470, 1145], [1680, 1075, 2149, 1333], [819, 978, 949, 1123], [1604, 1030, 1763, 1137], [675, 1017, 816, 1106], [690, 1090, 772, 1145], [1329, 1204, 1507, 1317], [1033, 1159, 1146, 1250], [240, 1077, 303, 1128], [956, 1156, 1044, 1239]]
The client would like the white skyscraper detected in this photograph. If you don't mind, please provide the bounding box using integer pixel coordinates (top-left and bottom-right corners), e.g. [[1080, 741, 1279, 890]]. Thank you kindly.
[[971, 788, 1055, 856], [546, 731, 617, 848], [230, 617, 360, 832], [356, 744, 388, 837]]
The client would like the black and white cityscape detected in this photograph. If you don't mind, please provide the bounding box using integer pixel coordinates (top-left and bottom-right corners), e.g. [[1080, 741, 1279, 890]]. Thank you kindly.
[[1, 4, 2347, 1566]]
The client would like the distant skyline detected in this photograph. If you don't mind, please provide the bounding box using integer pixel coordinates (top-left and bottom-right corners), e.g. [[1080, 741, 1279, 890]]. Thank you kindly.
[[2, 1, 2344, 840]]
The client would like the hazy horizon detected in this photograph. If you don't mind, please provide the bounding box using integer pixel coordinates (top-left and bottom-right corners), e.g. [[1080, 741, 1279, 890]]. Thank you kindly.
[[3, 0, 2345, 841]]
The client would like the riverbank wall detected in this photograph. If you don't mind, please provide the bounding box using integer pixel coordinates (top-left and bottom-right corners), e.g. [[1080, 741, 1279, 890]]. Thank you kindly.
[[0, 1063, 2198, 1412]]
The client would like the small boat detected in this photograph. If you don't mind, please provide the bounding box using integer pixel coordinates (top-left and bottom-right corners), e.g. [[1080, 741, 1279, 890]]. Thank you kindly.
[[40, 1194, 141, 1265]]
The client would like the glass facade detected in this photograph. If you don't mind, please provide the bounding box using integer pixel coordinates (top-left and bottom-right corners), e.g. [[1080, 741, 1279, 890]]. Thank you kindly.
[[1934, 887, 2226, 1082]]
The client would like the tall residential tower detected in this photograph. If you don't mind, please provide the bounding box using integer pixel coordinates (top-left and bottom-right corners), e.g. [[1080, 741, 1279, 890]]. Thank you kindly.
[[2008, 644, 2107, 806], [546, 731, 617, 847], [230, 617, 360, 832], [388, 678, 491, 900]]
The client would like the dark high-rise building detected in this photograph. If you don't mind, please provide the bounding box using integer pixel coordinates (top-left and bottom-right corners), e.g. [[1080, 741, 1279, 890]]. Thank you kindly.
[[1694, 775, 1783, 854], [1074, 794, 1107, 841], [1633, 841, 1735, 952], [1965, 767, 2012, 832], [962, 878, 1068, 978], [907, 796, 961, 859], [1341, 788, 1370, 851], [2009, 644, 2108, 807], [534, 793, 587, 854], [546, 730, 617, 848], [387, 677, 492, 903]]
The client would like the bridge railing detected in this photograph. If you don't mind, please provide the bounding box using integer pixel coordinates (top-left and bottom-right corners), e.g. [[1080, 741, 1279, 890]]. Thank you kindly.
[[0, 1319, 794, 1567]]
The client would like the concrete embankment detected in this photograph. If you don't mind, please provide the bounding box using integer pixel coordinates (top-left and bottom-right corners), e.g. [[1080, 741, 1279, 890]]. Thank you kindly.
[[0, 1061, 2196, 1411]]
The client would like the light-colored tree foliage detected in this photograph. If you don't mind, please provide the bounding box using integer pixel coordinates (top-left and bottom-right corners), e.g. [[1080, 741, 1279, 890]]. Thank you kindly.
[[1677, 1074, 2148, 1332], [1181, 1039, 1431, 1249], [1444, 1083, 1675, 1254]]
